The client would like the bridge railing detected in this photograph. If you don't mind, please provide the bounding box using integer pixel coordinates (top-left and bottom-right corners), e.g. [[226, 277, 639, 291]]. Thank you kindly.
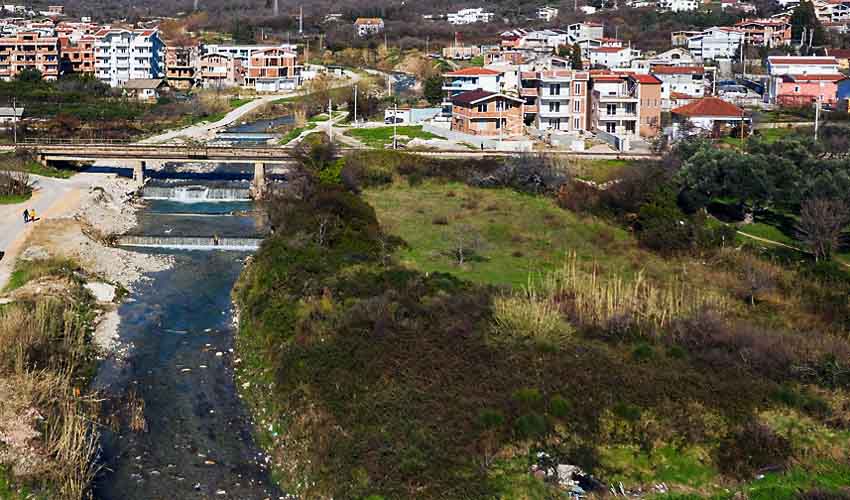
[[16, 138, 133, 146]]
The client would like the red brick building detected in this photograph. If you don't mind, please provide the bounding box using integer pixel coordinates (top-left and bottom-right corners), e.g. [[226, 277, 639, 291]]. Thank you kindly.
[[450, 89, 525, 136]]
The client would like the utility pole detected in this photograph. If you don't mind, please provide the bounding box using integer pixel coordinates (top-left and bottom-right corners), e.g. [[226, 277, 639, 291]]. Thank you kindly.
[[11, 97, 16, 145], [299, 6, 303, 34], [328, 98, 333, 142], [393, 102, 398, 149], [498, 100, 503, 148], [273, 0, 279, 17], [353, 84, 358, 125], [814, 97, 820, 140]]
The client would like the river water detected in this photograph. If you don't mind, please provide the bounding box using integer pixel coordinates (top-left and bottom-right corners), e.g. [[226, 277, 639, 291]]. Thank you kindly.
[[92, 197, 281, 500]]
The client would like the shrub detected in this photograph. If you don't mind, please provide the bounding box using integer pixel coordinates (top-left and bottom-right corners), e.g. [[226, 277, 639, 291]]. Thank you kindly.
[[491, 285, 572, 349], [549, 395, 570, 419], [514, 412, 548, 440], [717, 421, 792, 478], [512, 388, 543, 410], [478, 409, 506, 430], [636, 198, 692, 254]]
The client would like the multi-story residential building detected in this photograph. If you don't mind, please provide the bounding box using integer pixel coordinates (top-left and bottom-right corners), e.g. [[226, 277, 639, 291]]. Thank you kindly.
[[520, 69, 590, 132], [58, 34, 95, 75], [447, 8, 495, 25], [589, 46, 641, 69], [566, 22, 604, 44], [0, 32, 60, 80], [825, 47, 850, 70], [643, 48, 696, 67], [450, 89, 524, 136], [651, 65, 706, 110], [766, 56, 845, 106], [442, 67, 504, 114], [590, 73, 661, 139], [94, 28, 164, 87], [198, 52, 243, 88], [354, 17, 384, 37], [720, 0, 758, 12], [537, 6, 559, 21], [671, 30, 701, 47], [246, 47, 301, 92], [658, 0, 701, 12], [734, 19, 792, 47], [200, 43, 293, 64], [442, 43, 482, 60], [686, 27, 744, 61], [165, 45, 198, 89]]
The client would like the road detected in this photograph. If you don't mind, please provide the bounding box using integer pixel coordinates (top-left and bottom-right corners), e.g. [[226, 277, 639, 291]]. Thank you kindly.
[[141, 70, 361, 145], [0, 175, 89, 288]]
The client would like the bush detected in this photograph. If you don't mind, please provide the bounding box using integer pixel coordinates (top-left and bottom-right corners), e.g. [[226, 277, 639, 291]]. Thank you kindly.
[[514, 412, 548, 440], [718, 421, 792, 478], [549, 395, 570, 419], [636, 200, 692, 254]]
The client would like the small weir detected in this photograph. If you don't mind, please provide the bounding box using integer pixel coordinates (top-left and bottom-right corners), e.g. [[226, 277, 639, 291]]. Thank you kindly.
[[93, 176, 281, 498]]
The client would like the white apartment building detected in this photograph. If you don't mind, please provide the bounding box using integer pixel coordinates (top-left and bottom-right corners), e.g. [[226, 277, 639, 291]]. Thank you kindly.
[[537, 6, 559, 21], [520, 70, 589, 132], [200, 43, 296, 64], [658, 0, 701, 12], [687, 27, 744, 61], [589, 46, 641, 69], [94, 28, 164, 87], [447, 8, 495, 25], [651, 65, 706, 110], [442, 67, 504, 114], [766, 55, 840, 76]]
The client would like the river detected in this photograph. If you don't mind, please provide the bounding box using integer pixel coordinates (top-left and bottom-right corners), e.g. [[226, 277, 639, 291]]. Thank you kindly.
[[92, 194, 281, 499]]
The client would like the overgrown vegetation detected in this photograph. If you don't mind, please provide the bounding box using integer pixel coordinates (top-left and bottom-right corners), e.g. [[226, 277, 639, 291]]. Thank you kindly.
[[235, 141, 850, 498], [0, 258, 100, 499]]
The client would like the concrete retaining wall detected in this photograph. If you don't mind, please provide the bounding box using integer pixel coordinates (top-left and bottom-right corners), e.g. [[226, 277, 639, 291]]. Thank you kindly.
[[421, 123, 533, 152]]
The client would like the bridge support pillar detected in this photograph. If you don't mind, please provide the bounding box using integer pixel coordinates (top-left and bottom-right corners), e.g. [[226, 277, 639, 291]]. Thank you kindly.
[[252, 162, 266, 199], [35, 154, 49, 168], [132, 160, 146, 187]]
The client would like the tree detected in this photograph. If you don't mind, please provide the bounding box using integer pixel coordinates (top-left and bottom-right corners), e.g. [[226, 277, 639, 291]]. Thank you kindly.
[[15, 68, 42, 83], [570, 44, 583, 70], [796, 198, 849, 262], [423, 74, 443, 105], [789, 1, 825, 48]]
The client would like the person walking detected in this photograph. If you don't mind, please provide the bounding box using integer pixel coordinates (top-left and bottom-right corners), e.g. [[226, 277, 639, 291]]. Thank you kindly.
[[29, 208, 36, 222], [23, 209, 29, 223]]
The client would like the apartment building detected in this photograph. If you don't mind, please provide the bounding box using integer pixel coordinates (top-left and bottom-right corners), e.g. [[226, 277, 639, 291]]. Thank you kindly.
[[537, 6, 559, 21], [201, 43, 294, 64], [447, 8, 495, 25], [734, 19, 792, 47], [198, 53, 243, 88], [442, 67, 504, 114], [589, 46, 641, 69], [0, 32, 60, 80], [450, 89, 524, 136], [566, 22, 604, 44], [658, 0, 701, 12], [58, 34, 95, 75], [246, 47, 301, 92], [520, 70, 590, 132], [94, 28, 164, 87], [590, 74, 639, 137], [165, 45, 199, 90], [687, 27, 744, 61], [651, 65, 706, 110], [767, 56, 845, 106]]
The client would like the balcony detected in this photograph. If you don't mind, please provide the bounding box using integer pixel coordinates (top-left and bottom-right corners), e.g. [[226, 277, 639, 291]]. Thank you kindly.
[[538, 108, 572, 118], [597, 94, 638, 103], [520, 87, 538, 97], [539, 93, 571, 101]]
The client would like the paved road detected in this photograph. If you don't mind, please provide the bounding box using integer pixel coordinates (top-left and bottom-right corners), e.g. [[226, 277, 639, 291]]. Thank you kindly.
[[0, 175, 89, 288]]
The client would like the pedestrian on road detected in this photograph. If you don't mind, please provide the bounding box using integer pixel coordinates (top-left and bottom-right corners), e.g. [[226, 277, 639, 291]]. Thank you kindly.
[[23, 209, 29, 223], [29, 208, 37, 222]]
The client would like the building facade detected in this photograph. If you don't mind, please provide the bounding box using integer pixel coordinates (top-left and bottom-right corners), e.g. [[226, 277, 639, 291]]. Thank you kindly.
[[94, 29, 164, 87], [198, 53, 243, 88], [520, 70, 590, 132], [165, 45, 199, 90], [246, 47, 301, 92], [0, 32, 60, 80], [354, 18, 384, 37], [767, 56, 845, 105], [450, 89, 524, 136], [687, 27, 744, 61], [59, 34, 95, 75]]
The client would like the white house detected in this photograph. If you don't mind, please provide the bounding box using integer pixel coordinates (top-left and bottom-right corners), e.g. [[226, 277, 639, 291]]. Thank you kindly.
[[658, 0, 701, 12], [447, 8, 495, 25], [651, 65, 706, 110], [94, 28, 165, 88], [537, 6, 559, 21], [644, 47, 697, 66], [687, 27, 744, 61], [589, 46, 641, 69], [671, 97, 746, 137], [354, 18, 384, 37], [566, 22, 604, 44]]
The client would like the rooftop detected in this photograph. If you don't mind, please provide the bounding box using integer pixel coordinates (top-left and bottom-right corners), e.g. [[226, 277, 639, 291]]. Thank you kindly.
[[444, 67, 503, 76], [672, 97, 744, 117], [768, 56, 838, 65]]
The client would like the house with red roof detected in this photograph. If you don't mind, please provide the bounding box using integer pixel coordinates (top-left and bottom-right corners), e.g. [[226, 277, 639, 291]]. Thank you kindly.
[[824, 47, 850, 70], [441, 67, 504, 113], [671, 97, 747, 137], [767, 56, 845, 106], [590, 72, 662, 140]]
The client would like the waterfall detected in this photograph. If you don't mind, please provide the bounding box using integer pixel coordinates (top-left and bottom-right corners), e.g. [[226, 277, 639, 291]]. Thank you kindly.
[[118, 235, 262, 251], [142, 185, 252, 202]]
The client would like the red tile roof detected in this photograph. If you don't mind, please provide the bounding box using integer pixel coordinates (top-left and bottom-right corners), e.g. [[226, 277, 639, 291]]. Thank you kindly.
[[651, 65, 704, 75], [450, 89, 523, 105], [444, 67, 502, 76], [630, 73, 662, 84], [768, 56, 838, 65], [591, 46, 625, 53], [784, 73, 847, 82], [826, 48, 850, 58], [672, 97, 744, 117]]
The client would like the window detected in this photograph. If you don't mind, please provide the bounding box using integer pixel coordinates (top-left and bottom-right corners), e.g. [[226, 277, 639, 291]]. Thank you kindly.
[[550, 83, 561, 95], [574, 82, 582, 94], [626, 121, 636, 133], [607, 104, 617, 115], [549, 101, 561, 112], [606, 122, 616, 133], [477, 103, 488, 112], [626, 103, 636, 114], [794, 85, 800, 92], [574, 100, 581, 112], [574, 117, 580, 129]]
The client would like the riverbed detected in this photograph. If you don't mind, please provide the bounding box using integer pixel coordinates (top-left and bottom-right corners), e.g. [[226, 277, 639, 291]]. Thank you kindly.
[[92, 199, 281, 500]]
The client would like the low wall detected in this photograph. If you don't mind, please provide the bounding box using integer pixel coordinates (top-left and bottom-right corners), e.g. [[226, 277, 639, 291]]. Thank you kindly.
[[421, 123, 533, 152], [118, 235, 262, 251]]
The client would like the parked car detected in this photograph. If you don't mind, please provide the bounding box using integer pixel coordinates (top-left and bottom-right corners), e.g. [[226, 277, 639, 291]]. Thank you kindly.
[[384, 116, 404, 124]]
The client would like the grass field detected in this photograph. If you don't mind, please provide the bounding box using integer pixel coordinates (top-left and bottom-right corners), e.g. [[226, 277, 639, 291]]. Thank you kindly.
[[572, 159, 635, 183], [365, 180, 666, 287], [737, 222, 798, 247], [346, 125, 445, 149], [0, 192, 31, 204]]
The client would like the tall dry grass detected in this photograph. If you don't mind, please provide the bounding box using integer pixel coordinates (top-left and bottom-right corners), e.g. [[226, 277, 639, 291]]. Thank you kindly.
[[491, 282, 573, 348], [0, 288, 100, 499], [541, 254, 729, 335]]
